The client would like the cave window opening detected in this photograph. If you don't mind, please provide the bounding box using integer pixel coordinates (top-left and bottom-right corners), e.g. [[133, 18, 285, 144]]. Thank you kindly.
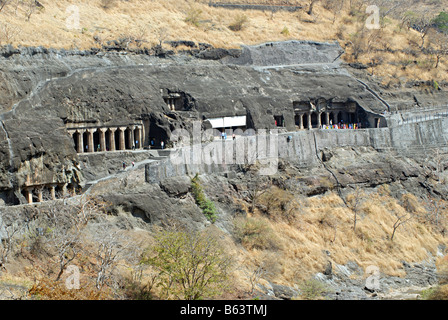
[[274, 115, 284, 127]]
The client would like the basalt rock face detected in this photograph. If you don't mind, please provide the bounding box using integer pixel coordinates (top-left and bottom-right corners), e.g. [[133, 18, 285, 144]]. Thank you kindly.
[[0, 40, 444, 205]]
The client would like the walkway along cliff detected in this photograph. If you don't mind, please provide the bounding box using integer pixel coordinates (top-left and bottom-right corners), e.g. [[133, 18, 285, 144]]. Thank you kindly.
[[0, 40, 447, 206]]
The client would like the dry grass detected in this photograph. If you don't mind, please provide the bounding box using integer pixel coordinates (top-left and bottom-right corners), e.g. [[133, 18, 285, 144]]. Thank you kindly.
[[234, 189, 448, 288], [0, 0, 446, 82]]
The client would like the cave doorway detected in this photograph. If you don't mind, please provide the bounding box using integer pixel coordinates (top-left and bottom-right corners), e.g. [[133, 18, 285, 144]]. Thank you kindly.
[[320, 113, 326, 127], [73, 131, 81, 153], [114, 129, 121, 150], [93, 129, 100, 152], [105, 129, 111, 151], [82, 131, 89, 152], [329, 112, 335, 125], [311, 112, 318, 128], [125, 128, 133, 150]]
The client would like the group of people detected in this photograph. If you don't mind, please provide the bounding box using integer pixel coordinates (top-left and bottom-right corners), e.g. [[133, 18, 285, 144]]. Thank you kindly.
[[220, 132, 236, 140], [122, 161, 135, 170], [321, 122, 362, 130], [150, 139, 165, 149]]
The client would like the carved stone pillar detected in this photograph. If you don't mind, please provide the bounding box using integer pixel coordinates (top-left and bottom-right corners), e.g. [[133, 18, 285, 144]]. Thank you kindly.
[[127, 126, 135, 150], [308, 113, 312, 130], [318, 112, 322, 128], [50, 184, 56, 200], [299, 114, 304, 130], [99, 128, 107, 152], [77, 130, 84, 154], [62, 183, 68, 197], [109, 128, 116, 151], [36, 187, 43, 202], [24, 188, 33, 204], [87, 129, 94, 153], [135, 126, 142, 149], [326, 112, 330, 126], [119, 127, 126, 151]]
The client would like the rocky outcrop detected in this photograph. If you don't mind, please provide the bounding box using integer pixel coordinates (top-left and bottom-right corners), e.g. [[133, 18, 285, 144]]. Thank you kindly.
[[0, 41, 394, 205], [0, 40, 446, 208]]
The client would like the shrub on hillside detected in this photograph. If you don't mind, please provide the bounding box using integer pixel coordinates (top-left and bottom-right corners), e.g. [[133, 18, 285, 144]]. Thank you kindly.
[[185, 7, 203, 27], [191, 174, 218, 222], [229, 14, 249, 31], [233, 216, 278, 250], [141, 229, 232, 300], [298, 278, 329, 300]]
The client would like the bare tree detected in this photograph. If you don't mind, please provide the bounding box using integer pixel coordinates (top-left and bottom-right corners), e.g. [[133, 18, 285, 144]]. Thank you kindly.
[[0, 22, 19, 46], [247, 176, 271, 213], [156, 27, 169, 46], [347, 186, 365, 232], [0, 211, 23, 270], [390, 212, 412, 241], [427, 29, 448, 69], [23, 0, 37, 21], [50, 224, 82, 281], [0, 0, 12, 13], [307, 0, 320, 16], [422, 194, 447, 234], [321, 0, 345, 24], [404, 10, 434, 48], [90, 225, 134, 289]]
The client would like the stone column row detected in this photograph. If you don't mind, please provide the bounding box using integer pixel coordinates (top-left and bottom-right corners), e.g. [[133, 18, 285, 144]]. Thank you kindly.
[[68, 125, 144, 154], [166, 98, 176, 111], [296, 111, 341, 130], [23, 183, 75, 204]]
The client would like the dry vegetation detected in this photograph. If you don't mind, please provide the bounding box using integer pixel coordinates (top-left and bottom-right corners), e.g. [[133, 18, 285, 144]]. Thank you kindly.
[[0, 0, 446, 84], [230, 185, 448, 299], [1, 182, 447, 300]]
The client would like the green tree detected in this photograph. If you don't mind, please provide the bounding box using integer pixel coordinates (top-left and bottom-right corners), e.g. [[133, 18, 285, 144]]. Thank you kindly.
[[142, 229, 232, 300], [432, 12, 448, 34], [191, 174, 218, 222]]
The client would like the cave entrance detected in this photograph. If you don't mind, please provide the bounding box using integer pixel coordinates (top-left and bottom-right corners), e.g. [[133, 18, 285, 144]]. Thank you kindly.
[[73, 131, 81, 153], [125, 127, 133, 150], [114, 129, 121, 151], [320, 113, 326, 127], [149, 121, 168, 149], [311, 112, 318, 128], [329, 112, 335, 125], [105, 129, 111, 151], [93, 129, 100, 152], [303, 114, 309, 129], [349, 112, 357, 123], [133, 127, 141, 149], [82, 131, 89, 152], [274, 115, 284, 127]]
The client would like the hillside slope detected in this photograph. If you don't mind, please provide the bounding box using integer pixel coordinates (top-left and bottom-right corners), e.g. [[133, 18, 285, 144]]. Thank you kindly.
[[0, 0, 447, 85]]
